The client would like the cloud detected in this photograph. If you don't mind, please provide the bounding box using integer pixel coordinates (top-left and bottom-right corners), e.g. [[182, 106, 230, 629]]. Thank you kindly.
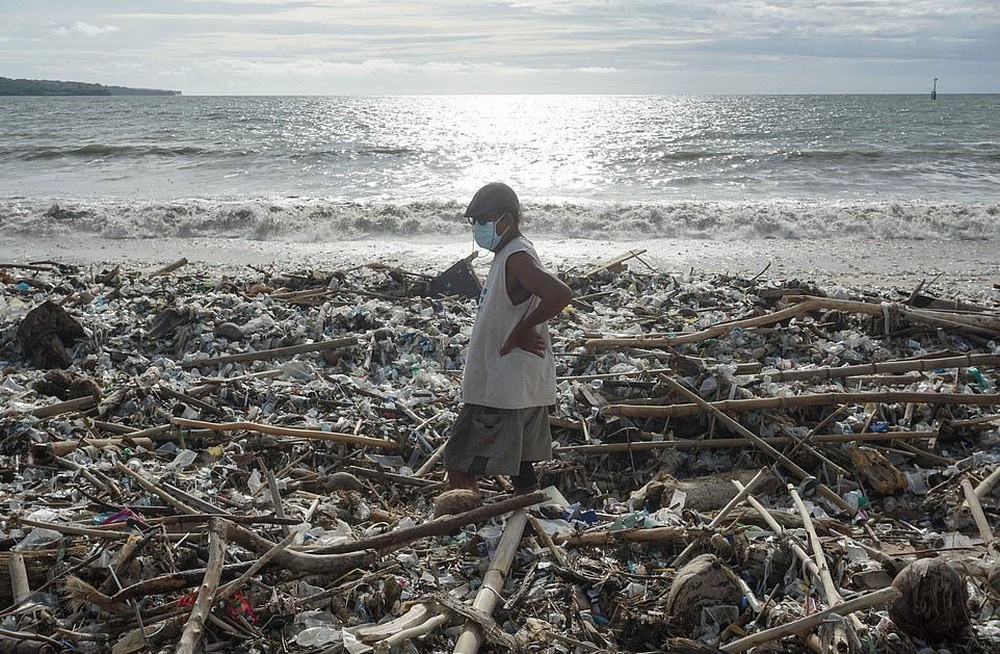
[[53, 21, 121, 37]]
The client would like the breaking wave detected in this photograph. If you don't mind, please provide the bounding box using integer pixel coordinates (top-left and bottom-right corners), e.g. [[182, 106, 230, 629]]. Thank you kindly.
[[1, 197, 997, 242]]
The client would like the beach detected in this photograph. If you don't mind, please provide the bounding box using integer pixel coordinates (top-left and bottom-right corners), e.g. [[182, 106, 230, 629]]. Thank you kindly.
[[3, 233, 999, 293]]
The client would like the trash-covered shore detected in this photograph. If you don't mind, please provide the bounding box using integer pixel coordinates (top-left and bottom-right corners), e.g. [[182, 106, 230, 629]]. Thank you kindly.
[[2, 251, 1000, 654]]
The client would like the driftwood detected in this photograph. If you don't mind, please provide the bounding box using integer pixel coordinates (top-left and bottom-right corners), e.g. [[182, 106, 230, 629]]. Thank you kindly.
[[720, 587, 900, 653], [585, 295, 1000, 350], [178, 336, 358, 369], [672, 467, 769, 567], [147, 257, 188, 277], [171, 417, 397, 450], [761, 352, 1000, 383], [176, 517, 227, 654], [314, 492, 545, 555], [555, 430, 942, 455], [605, 391, 1000, 418], [30, 437, 154, 459], [27, 396, 96, 418], [554, 526, 690, 548], [788, 484, 856, 652], [659, 377, 853, 514]]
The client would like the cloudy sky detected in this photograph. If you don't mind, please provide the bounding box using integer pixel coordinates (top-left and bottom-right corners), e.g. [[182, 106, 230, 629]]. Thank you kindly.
[[1, 1, 997, 95]]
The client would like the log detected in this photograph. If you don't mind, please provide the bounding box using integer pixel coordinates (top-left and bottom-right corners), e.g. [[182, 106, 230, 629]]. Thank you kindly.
[[605, 391, 1000, 418], [226, 523, 376, 574], [171, 417, 397, 450], [659, 377, 853, 514], [672, 467, 769, 567], [452, 509, 530, 654], [314, 492, 545, 555], [179, 336, 358, 369], [176, 517, 227, 654], [719, 587, 900, 653], [554, 526, 690, 548]]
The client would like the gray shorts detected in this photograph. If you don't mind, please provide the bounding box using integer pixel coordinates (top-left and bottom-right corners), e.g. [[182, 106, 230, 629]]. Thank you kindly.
[[443, 404, 552, 477]]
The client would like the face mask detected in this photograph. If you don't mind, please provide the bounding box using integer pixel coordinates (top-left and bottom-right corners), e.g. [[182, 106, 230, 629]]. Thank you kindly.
[[473, 217, 509, 251]]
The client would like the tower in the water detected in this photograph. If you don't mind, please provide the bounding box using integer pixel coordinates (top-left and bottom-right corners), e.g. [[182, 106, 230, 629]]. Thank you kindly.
[[931, 77, 938, 100]]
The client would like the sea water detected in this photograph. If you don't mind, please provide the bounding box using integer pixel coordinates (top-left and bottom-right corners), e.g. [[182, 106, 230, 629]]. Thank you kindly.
[[0, 94, 997, 241]]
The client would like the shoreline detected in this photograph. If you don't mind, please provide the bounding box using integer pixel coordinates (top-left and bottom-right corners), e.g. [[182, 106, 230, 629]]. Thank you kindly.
[[3, 235, 999, 292]]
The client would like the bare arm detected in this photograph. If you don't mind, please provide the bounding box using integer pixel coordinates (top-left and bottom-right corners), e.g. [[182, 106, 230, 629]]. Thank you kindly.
[[500, 252, 572, 356]]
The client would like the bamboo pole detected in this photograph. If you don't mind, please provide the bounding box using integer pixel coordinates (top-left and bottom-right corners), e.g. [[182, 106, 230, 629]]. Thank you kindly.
[[176, 517, 227, 654], [554, 431, 940, 455], [179, 335, 358, 369], [960, 478, 997, 557], [719, 587, 899, 653], [762, 353, 1000, 383], [171, 417, 397, 450], [605, 391, 1000, 418], [452, 509, 529, 654], [660, 376, 854, 514], [586, 295, 1000, 350], [788, 484, 856, 652]]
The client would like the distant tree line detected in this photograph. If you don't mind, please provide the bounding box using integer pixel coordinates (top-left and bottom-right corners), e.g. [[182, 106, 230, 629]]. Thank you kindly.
[[0, 76, 180, 96]]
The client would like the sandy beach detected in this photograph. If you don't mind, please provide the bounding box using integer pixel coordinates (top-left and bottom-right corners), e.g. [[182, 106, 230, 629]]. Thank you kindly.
[[4, 235, 999, 294]]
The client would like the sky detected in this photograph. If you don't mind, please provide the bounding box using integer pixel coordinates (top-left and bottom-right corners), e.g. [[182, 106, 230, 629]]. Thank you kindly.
[[1, 1, 997, 95]]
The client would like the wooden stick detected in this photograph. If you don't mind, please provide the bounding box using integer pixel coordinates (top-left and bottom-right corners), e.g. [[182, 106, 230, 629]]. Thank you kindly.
[[720, 587, 900, 653], [554, 431, 941, 455], [114, 461, 200, 515], [672, 467, 770, 567], [176, 517, 227, 654], [732, 481, 821, 579], [315, 492, 545, 555], [226, 524, 375, 575], [179, 336, 358, 369], [605, 390, 1000, 418], [27, 396, 95, 418], [380, 613, 452, 652], [660, 377, 853, 514], [216, 530, 297, 604], [452, 509, 530, 654], [171, 417, 396, 450], [147, 257, 188, 277]]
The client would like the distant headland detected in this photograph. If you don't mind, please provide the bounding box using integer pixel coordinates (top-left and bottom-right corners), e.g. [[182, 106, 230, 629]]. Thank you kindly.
[[0, 76, 181, 96]]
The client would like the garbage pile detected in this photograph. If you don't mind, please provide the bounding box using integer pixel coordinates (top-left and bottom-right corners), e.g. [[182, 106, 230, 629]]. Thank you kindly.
[[1, 252, 1000, 654]]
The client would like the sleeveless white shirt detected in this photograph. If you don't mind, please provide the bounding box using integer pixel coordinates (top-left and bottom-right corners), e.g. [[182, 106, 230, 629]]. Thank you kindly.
[[461, 237, 557, 409]]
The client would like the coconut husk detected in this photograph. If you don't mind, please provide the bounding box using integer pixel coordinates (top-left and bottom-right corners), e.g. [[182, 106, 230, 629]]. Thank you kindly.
[[664, 553, 742, 633], [888, 557, 970, 642]]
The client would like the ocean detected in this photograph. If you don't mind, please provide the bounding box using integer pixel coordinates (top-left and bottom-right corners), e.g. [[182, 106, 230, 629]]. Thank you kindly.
[[0, 94, 998, 242]]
